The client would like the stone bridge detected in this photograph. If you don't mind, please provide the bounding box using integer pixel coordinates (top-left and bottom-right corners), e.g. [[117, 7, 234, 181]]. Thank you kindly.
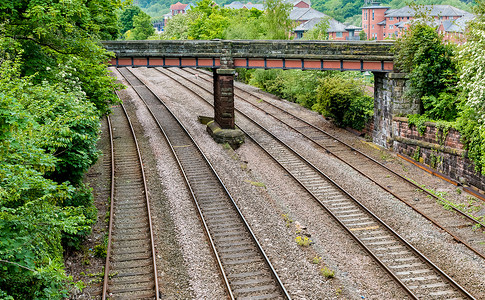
[[103, 40, 417, 147]]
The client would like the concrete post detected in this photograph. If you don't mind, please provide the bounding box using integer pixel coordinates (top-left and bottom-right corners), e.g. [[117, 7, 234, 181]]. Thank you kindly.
[[372, 72, 418, 148]]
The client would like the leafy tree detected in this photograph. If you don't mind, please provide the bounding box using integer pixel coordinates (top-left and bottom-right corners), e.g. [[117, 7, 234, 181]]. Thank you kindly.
[[162, 13, 195, 39], [120, 5, 144, 35], [131, 11, 156, 39], [224, 8, 265, 39], [359, 29, 367, 40], [302, 17, 330, 40], [455, 0, 485, 173], [0, 0, 123, 296], [0, 51, 94, 299], [188, 12, 230, 39], [263, 0, 294, 39], [0, 0, 122, 115], [393, 17, 459, 120]]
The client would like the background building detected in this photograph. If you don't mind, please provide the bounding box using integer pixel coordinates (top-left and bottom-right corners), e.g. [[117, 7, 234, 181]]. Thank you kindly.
[[362, 0, 473, 42]]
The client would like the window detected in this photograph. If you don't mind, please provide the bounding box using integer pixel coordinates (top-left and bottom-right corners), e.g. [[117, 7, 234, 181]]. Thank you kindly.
[[383, 33, 386, 37], [390, 24, 394, 29], [372, 25, 374, 29], [372, 9, 374, 20], [390, 17, 393, 20], [336, 32, 342, 38]]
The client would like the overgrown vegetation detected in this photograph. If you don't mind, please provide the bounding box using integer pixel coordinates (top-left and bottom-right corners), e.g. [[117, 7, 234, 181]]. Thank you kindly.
[[393, 1, 485, 174], [249, 69, 373, 130], [0, 0, 122, 298]]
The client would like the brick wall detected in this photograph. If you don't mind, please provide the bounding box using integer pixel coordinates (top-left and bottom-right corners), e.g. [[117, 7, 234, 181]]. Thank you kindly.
[[392, 117, 485, 191]]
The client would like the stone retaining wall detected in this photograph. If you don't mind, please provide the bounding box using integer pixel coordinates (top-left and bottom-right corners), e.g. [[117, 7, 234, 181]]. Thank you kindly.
[[392, 117, 485, 191]]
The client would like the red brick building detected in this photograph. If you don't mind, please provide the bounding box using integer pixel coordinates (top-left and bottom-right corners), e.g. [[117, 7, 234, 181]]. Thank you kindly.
[[362, 1, 472, 41], [170, 2, 188, 16]]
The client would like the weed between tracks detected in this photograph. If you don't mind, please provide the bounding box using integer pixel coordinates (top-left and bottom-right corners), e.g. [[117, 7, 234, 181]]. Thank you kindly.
[[320, 266, 335, 278], [295, 236, 312, 247], [407, 177, 485, 226]]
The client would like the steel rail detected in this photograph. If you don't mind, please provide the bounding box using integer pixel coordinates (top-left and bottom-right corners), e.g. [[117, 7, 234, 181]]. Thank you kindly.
[[118, 67, 291, 300], [102, 115, 115, 299], [157, 67, 476, 299], [191, 68, 485, 228], [102, 100, 160, 300], [176, 67, 485, 261]]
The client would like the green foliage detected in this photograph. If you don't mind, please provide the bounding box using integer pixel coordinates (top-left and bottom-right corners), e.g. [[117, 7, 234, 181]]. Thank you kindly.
[[0, 82, 87, 298], [224, 8, 266, 39], [263, 0, 294, 39], [295, 236, 312, 247], [1, 0, 122, 115], [320, 266, 335, 278], [313, 76, 373, 130], [249, 70, 372, 130], [159, 0, 293, 40], [407, 114, 429, 136], [393, 19, 459, 119], [162, 13, 196, 40], [120, 5, 143, 35], [0, 0, 123, 296], [455, 0, 485, 174], [130, 11, 156, 39]]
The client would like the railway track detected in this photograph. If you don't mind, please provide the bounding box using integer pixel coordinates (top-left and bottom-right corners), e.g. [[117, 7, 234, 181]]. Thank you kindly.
[[149, 67, 477, 299], [174, 67, 485, 260], [103, 103, 159, 299], [116, 67, 290, 300]]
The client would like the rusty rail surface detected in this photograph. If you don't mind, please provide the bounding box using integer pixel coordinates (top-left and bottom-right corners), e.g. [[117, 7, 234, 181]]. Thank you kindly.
[[103, 102, 159, 299]]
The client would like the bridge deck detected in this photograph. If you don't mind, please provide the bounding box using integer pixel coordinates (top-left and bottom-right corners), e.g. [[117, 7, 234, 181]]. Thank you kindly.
[[103, 40, 395, 72]]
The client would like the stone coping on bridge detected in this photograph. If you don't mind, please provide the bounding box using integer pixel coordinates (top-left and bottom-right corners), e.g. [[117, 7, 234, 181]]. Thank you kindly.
[[102, 40, 395, 72]]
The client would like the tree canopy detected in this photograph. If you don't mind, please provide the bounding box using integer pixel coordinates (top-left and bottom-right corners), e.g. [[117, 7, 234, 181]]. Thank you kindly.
[[0, 0, 123, 297], [159, 0, 293, 40]]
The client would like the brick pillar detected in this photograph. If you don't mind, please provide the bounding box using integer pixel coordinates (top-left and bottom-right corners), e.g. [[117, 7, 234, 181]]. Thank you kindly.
[[372, 72, 417, 148], [213, 68, 236, 129]]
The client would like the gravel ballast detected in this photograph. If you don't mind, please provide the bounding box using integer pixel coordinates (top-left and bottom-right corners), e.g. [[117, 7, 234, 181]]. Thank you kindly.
[[82, 66, 485, 299]]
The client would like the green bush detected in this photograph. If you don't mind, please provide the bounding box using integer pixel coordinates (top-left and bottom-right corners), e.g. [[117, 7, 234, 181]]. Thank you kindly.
[[313, 76, 372, 130]]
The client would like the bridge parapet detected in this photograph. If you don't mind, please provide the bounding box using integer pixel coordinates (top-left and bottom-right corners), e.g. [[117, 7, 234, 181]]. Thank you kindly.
[[102, 40, 395, 72]]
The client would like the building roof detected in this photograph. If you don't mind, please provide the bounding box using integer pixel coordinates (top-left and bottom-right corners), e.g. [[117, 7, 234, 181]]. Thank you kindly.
[[245, 3, 264, 10], [361, 0, 389, 9], [283, 0, 311, 7], [225, 1, 244, 9], [385, 5, 469, 18], [225, 1, 263, 10], [442, 13, 475, 33], [170, 2, 188, 10], [290, 7, 326, 21], [293, 16, 356, 33]]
